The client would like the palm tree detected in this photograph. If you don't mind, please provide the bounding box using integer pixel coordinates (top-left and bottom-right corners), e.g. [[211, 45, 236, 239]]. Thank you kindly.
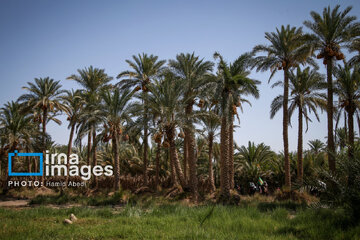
[[18, 77, 65, 183], [62, 90, 83, 184], [67, 66, 113, 187], [224, 53, 260, 189], [235, 141, 275, 188], [253, 25, 314, 189], [304, 5, 360, 171], [152, 127, 163, 190], [18, 77, 65, 144], [213, 52, 259, 200], [168, 52, 214, 199], [271, 67, 325, 183], [147, 72, 188, 190], [117, 53, 165, 186], [0, 102, 35, 192], [308, 139, 325, 154], [236, 142, 275, 165], [199, 109, 220, 192], [334, 64, 360, 156], [100, 88, 132, 190]]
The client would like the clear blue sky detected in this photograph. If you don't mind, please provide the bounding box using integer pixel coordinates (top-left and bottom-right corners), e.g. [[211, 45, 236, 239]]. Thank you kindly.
[[1, 0, 359, 152]]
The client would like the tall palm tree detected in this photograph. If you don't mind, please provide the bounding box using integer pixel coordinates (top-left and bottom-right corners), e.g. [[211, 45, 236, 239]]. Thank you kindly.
[[213, 52, 259, 200], [225, 53, 260, 189], [61, 90, 83, 184], [117, 53, 165, 186], [270, 67, 325, 183], [100, 88, 132, 190], [18, 77, 65, 183], [67, 66, 112, 187], [168, 52, 214, 200], [147, 72, 188, 190], [199, 109, 220, 192], [334, 64, 360, 156], [253, 25, 314, 189], [304, 5, 360, 171]]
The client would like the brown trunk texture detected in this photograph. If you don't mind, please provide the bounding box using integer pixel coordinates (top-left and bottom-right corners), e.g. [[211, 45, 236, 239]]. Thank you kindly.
[[283, 70, 291, 190]]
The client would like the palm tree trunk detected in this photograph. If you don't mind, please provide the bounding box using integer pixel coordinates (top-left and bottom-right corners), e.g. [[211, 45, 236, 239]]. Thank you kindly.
[[87, 132, 91, 165], [27, 146, 31, 173], [208, 133, 216, 192], [185, 101, 198, 199], [326, 58, 336, 172], [297, 106, 303, 184], [344, 111, 348, 140], [26, 146, 32, 181], [34, 155, 38, 181], [348, 107, 355, 158], [143, 126, 149, 186], [283, 70, 291, 190], [166, 125, 186, 189], [4, 145, 17, 193], [183, 130, 188, 183], [229, 119, 234, 189], [66, 124, 75, 185], [143, 98, 149, 186], [155, 142, 161, 190], [169, 148, 177, 186], [220, 115, 230, 199], [3, 150, 9, 193], [92, 128, 98, 188], [188, 128, 199, 201], [113, 134, 120, 190], [184, 102, 194, 185], [42, 108, 47, 184]]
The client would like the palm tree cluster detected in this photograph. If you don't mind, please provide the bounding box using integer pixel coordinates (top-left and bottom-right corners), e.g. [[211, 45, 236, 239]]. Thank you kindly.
[[1, 5, 360, 202]]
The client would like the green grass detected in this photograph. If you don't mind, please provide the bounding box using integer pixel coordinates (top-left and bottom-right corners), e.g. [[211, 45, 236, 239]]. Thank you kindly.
[[0, 204, 359, 240], [29, 191, 167, 207], [29, 191, 127, 206]]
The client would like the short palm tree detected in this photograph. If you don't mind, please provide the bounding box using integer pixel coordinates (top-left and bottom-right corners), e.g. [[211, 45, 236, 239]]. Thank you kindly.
[[271, 67, 325, 183], [304, 5, 360, 171], [253, 25, 314, 189], [168, 52, 214, 199], [334, 64, 360, 156], [308, 139, 325, 155], [117, 53, 166, 186], [235, 142, 275, 187], [100, 88, 132, 190]]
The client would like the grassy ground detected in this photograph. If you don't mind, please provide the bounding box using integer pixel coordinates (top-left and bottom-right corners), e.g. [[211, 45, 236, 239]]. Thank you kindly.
[[1, 202, 359, 240]]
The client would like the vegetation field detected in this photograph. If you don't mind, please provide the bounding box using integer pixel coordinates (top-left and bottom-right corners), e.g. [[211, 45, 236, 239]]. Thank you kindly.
[[0, 203, 359, 240]]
